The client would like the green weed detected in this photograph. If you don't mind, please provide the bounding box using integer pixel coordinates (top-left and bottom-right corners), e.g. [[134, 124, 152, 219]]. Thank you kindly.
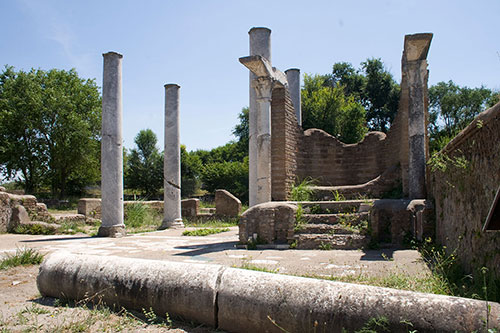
[[182, 228, 229, 236], [290, 178, 315, 201], [0, 248, 44, 269]]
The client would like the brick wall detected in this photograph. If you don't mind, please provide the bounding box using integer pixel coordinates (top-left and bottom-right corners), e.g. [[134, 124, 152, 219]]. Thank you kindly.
[[430, 102, 500, 277], [271, 88, 302, 200]]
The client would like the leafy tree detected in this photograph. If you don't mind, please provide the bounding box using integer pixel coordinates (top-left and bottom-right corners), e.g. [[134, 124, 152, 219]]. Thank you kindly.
[[0, 66, 101, 197], [301, 74, 367, 143], [200, 157, 249, 203], [125, 129, 163, 198], [181, 144, 202, 197], [429, 81, 495, 152], [232, 107, 249, 148]]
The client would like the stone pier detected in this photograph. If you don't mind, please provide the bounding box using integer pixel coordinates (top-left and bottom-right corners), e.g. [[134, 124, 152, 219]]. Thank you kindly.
[[404, 33, 432, 199], [160, 84, 184, 229], [285, 68, 301, 125], [248, 27, 272, 207], [98, 52, 126, 237]]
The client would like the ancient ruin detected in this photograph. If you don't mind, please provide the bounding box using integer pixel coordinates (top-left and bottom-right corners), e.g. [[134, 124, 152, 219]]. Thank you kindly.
[[160, 84, 184, 229], [98, 51, 126, 237]]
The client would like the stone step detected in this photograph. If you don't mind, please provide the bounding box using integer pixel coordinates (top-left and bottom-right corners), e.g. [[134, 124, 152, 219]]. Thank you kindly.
[[303, 212, 369, 225], [200, 207, 216, 214], [296, 223, 357, 235], [293, 233, 369, 250], [295, 200, 374, 214]]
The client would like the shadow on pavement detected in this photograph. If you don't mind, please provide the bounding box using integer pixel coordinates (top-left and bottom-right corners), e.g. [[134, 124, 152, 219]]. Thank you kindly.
[[20, 236, 96, 243], [360, 249, 395, 261], [173, 241, 238, 257]]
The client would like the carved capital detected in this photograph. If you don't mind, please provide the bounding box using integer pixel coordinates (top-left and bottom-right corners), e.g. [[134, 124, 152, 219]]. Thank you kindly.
[[251, 77, 273, 100]]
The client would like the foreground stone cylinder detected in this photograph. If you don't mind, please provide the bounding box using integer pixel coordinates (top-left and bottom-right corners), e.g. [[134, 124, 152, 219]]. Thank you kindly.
[[99, 52, 125, 237], [37, 253, 219, 326], [38, 253, 500, 333], [248, 27, 271, 207], [160, 84, 183, 229]]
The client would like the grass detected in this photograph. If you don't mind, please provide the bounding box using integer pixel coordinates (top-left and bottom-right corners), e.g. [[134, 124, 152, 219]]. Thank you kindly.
[[183, 217, 238, 228], [182, 228, 229, 236], [124, 202, 163, 233], [0, 248, 44, 270], [290, 178, 316, 201]]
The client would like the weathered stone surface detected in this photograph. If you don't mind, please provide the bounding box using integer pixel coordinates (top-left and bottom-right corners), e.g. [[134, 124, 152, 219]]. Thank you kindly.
[[97, 225, 126, 237], [38, 253, 219, 327], [38, 253, 500, 332], [431, 101, 500, 278], [0, 186, 5, 192], [247, 27, 271, 207], [0, 192, 11, 233], [78, 198, 102, 218], [285, 68, 301, 125], [9, 205, 30, 232], [22, 221, 60, 233], [407, 199, 434, 241], [181, 199, 199, 218], [161, 84, 183, 229], [239, 202, 296, 244], [370, 199, 412, 245], [100, 51, 125, 236], [215, 190, 241, 217]]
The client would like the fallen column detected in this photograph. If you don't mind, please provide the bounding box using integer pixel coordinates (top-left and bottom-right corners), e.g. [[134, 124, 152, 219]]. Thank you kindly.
[[38, 253, 500, 332], [98, 52, 125, 237], [160, 84, 184, 229]]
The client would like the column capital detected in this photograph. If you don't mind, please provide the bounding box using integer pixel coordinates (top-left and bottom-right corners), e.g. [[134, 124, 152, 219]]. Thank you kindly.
[[251, 77, 273, 100]]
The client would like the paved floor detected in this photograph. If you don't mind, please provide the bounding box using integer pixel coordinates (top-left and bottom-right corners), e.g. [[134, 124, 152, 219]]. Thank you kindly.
[[0, 227, 429, 278]]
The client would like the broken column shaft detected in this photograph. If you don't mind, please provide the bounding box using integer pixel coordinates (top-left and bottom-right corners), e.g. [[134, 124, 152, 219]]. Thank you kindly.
[[248, 27, 272, 207], [285, 68, 301, 125], [99, 52, 125, 237], [160, 84, 184, 229], [404, 33, 432, 199]]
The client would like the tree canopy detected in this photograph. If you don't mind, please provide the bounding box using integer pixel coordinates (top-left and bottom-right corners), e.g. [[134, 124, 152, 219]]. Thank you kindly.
[[0, 66, 101, 197], [124, 129, 163, 198]]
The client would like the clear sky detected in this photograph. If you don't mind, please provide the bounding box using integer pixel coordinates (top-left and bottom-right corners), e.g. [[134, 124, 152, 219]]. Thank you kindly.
[[1, 0, 499, 151]]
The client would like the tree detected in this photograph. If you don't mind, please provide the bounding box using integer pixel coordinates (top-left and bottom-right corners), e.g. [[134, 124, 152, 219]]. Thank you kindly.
[[0, 66, 101, 197], [429, 80, 495, 152], [301, 74, 367, 143], [181, 144, 202, 197], [125, 129, 163, 198]]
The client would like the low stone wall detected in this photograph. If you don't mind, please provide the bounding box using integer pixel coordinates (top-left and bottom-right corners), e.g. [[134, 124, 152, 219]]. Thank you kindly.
[[0, 189, 53, 232], [430, 102, 500, 277]]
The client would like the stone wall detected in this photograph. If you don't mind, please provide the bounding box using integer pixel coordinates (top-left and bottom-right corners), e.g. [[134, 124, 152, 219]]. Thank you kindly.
[[430, 102, 500, 277]]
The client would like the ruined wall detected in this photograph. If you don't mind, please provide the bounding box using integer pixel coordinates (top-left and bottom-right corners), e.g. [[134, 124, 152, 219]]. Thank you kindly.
[[430, 102, 500, 277], [271, 88, 301, 200]]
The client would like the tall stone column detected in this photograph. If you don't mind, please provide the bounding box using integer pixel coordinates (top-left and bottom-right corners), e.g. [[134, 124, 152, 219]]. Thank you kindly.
[[160, 84, 184, 229], [403, 33, 432, 199], [285, 68, 301, 125], [98, 52, 125, 237], [249, 27, 271, 207]]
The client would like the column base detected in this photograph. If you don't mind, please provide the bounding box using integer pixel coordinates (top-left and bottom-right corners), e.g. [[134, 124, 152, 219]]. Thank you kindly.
[[97, 225, 126, 238], [159, 218, 184, 230]]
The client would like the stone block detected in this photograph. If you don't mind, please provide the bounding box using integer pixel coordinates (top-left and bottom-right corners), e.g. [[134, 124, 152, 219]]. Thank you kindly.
[[407, 199, 434, 241], [215, 190, 241, 217], [0, 186, 5, 192], [181, 199, 199, 218], [370, 199, 412, 245], [0, 192, 11, 233], [239, 202, 296, 244], [9, 205, 31, 232], [78, 198, 102, 218]]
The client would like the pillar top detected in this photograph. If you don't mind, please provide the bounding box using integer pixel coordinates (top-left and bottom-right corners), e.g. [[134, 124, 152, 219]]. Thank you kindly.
[[285, 68, 300, 73], [249, 27, 271, 34], [164, 83, 180, 89], [102, 51, 123, 58], [403, 33, 433, 62]]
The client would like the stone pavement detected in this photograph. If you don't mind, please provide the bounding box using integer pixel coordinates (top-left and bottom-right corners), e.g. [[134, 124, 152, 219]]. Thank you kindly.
[[0, 227, 429, 278]]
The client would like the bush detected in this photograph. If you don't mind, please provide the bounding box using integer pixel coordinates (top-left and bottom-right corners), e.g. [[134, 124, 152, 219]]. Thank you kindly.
[[200, 158, 249, 203]]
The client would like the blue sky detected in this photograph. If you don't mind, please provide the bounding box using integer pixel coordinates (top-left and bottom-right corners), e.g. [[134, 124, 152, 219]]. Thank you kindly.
[[1, 0, 499, 151]]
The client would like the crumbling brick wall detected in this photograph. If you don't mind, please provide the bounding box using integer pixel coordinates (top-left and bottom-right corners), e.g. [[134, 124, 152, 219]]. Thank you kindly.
[[271, 88, 302, 200], [430, 102, 500, 278]]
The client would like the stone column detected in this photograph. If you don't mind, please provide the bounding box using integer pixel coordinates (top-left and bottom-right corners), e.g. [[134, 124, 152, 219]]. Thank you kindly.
[[407, 61, 428, 199], [403, 33, 433, 199], [285, 68, 301, 125], [249, 27, 271, 207], [98, 52, 125, 237], [160, 84, 184, 229]]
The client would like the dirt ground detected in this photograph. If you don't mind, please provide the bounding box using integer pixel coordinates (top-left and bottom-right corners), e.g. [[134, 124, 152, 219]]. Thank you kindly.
[[0, 264, 218, 332]]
